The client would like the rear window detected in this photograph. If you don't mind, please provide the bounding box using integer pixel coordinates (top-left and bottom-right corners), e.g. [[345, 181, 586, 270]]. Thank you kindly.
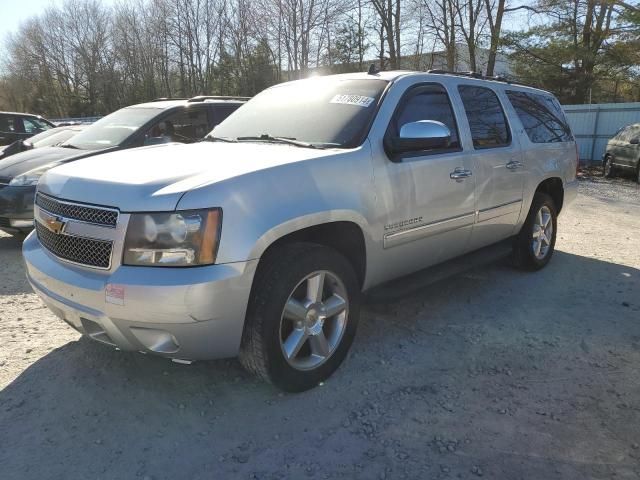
[[506, 91, 573, 143], [458, 85, 510, 148]]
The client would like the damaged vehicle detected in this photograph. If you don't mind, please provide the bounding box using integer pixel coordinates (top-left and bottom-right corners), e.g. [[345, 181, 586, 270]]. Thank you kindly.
[[23, 71, 578, 391]]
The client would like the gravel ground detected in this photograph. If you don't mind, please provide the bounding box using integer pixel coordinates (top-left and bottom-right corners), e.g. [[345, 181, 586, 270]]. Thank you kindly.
[[1, 175, 639, 480]]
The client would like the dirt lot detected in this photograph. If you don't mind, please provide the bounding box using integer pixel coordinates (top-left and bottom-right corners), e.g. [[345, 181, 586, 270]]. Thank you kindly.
[[1, 175, 639, 480]]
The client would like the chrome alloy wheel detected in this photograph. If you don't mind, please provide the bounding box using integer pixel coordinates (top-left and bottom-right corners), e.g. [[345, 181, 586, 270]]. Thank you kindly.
[[279, 270, 349, 370], [532, 205, 553, 260]]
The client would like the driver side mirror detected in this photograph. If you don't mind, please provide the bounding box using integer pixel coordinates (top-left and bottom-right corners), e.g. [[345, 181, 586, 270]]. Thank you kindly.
[[390, 120, 451, 155], [630, 137, 640, 145]]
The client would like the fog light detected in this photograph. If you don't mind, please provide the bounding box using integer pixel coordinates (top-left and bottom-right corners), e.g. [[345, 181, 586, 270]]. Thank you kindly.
[[10, 219, 33, 228]]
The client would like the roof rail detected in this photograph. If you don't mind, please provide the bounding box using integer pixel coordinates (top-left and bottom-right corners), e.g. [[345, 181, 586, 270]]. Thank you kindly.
[[187, 95, 250, 103], [425, 69, 535, 89], [151, 97, 189, 102]]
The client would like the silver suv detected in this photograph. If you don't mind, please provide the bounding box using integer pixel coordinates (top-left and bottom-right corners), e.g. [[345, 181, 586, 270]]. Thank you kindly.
[[23, 71, 578, 391]]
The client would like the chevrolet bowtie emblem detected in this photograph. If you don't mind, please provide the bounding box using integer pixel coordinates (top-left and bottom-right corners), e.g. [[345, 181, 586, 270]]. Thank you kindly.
[[41, 212, 66, 234]]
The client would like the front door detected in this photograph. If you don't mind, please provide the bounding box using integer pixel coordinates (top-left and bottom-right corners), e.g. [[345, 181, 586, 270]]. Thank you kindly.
[[373, 83, 476, 281], [618, 125, 640, 169]]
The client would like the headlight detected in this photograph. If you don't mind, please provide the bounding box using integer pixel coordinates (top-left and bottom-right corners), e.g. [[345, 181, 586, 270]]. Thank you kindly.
[[123, 209, 222, 267], [9, 170, 45, 186]]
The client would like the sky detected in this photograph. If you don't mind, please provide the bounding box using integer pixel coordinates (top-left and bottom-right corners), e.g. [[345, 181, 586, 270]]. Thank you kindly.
[[1, 0, 61, 38], [0, 0, 530, 68], [0, 0, 116, 44]]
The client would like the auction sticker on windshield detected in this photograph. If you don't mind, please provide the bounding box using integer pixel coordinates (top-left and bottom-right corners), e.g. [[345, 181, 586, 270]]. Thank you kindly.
[[330, 95, 375, 107]]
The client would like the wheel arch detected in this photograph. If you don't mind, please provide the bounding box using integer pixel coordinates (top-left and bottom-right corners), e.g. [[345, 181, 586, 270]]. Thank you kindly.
[[250, 214, 369, 289], [535, 177, 564, 213]]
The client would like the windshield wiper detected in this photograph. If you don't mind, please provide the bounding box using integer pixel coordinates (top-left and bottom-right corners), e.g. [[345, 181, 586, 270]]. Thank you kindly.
[[236, 134, 322, 149], [203, 135, 237, 143], [60, 144, 80, 149]]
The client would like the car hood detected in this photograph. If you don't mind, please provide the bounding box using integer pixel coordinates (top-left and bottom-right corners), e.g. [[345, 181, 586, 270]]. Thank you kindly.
[[0, 146, 91, 179], [39, 142, 341, 211]]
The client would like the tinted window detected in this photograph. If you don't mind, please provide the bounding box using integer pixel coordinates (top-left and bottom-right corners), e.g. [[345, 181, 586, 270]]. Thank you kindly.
[[213, 104, 242, 126], [506, 91, 573, 143], [145, 108, 210, 144], [0, 116, 21, 133], [459, 86, 510, 148], [213, 78, 388, 148], [0, 115, 15, 133], [392, 84, 460, 149]]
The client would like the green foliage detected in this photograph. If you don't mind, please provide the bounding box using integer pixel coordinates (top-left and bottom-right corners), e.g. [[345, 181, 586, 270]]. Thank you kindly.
[[506, 0, 640, 104]]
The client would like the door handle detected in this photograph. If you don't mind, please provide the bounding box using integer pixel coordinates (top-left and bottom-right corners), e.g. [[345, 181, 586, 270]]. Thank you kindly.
[[506, 160, 524, 170], [450, 167, 472, 180]]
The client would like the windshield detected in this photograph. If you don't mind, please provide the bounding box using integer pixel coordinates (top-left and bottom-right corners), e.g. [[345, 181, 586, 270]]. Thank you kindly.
[[31, 128, 82, 148], [63, 107, 160, 150], [211, 78, 388, 148]]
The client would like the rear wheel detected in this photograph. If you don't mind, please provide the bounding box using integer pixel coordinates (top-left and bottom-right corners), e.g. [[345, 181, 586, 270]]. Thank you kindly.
[[513, 192, 558, 271], [239, 243, 360, 392]]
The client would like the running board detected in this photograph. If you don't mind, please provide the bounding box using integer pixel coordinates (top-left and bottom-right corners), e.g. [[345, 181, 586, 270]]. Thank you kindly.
[[364, 238, 514, 303]]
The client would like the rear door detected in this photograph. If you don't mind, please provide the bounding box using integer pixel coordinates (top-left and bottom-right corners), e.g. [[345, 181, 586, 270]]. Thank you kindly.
[[457, 84, 524, 250]]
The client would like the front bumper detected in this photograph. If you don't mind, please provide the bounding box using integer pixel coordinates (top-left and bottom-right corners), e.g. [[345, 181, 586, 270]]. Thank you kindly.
[[23, 231, 258, 360], [0, 184, 36, 231]]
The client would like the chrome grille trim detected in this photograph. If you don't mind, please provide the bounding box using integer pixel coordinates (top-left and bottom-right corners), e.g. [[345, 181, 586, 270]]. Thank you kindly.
[[35, 221, 113, 269], [36, 193, 119, 227]]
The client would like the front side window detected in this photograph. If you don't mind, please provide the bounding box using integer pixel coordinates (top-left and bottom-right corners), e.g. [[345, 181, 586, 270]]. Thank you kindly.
[[389, 83, 460, 150], [144, 108, 210, 145], [506, 91, 573, 143], [63, 107, 162, 150], [212, 78, 388, 148], [459, 86, 510, 148], [23, 117, 51, 134]]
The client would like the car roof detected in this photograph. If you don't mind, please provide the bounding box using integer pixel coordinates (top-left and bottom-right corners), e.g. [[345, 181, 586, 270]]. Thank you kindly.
[[0, 111, 48, 119], [274, 70, 555, 97], [129, 98, 248, 110]]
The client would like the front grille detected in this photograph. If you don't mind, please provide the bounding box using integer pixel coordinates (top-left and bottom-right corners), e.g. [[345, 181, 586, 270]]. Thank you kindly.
[[36, 193, 118, 227], [0, 217, 10, 228], [36, 222, 113, 268]]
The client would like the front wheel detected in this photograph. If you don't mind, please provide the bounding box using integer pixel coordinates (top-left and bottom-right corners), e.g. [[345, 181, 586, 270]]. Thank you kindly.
[[239, 243, 360, 392], [512, 192, 558, 271], [603, 155, 615, 178]]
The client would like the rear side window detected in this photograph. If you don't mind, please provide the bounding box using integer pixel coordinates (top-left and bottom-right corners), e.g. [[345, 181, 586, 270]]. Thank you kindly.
[[392, 83, 460, 149], [214, 104, 241, 126], [506, 91, 573, 143], [458, 86, 510, 148], [0, 115, 20, 133]]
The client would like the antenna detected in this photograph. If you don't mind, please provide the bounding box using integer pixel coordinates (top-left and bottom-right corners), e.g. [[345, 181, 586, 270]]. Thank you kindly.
[[367, 64, 379, 75]]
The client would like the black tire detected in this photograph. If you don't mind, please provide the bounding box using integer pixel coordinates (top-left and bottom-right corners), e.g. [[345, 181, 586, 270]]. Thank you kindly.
[[512, 192, 558, 271], [603, 155, 615, 178], [239, 242, 360, 392]]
